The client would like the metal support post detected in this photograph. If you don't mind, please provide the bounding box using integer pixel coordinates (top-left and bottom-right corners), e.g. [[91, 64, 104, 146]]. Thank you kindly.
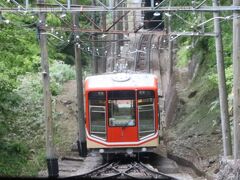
[[73, 0, 87, 157], [151, 0, 154, 8], [25, 0, 29, 10], [213, 0, 232, 157], [101, 1, 107, 73], [168, 2, 173, 80], [38, 0, 58, 177], [67, 0, 71, 9], [233, 0, 240, 160], [92, 0, 98, 74]]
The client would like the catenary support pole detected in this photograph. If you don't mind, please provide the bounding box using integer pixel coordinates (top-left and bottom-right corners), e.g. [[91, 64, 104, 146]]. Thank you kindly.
[[101, 0, 107, 73], [72, 0, 87, 157], [92, 34, 98, 74], [92, 0, 98, 74], [213, 0, 232, 157], [25, 0, 29, 9], [38, 0, 58, 177], [111, 0, 116, 71], [116, 0, 122, 62], [124, 2, 128, 32], [168, 1, 173, 81], [233, 0, 240, 160]]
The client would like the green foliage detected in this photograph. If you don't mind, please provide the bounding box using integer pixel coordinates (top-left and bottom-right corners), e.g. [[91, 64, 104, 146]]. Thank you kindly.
[[207, 64, 233, 94], [49, 61, 76, 95], [0, 141, 29, 176], [0, 60, 76, 176], [0, 72, 44, 176], [0, 17, 40, 113], [225, 65, 233, 91], [0, 13, 76, 176], [208, 100, 219, 113], [50, 61, 75, 83], [0, 0, 94, 176], [176, 42, 191, 67], [203, 13, 233, 93], [46, 14, 61, 27]]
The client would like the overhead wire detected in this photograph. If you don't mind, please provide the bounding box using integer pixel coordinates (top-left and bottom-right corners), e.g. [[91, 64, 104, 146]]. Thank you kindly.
[[1, 0, 234, 55]]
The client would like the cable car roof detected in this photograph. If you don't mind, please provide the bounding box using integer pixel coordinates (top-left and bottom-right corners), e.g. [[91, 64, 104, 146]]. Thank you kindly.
[[85, 73, 158, 91]]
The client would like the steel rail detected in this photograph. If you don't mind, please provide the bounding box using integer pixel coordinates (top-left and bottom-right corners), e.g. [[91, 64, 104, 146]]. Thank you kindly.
[[134, 34, 145, 71], [111, 166, 138, 179], [62, 161, 177, 179], [147, 34, 154, 73], [139, 162, 178, 180], [135, 34, 154, 72], [63, 162, 111, 179]]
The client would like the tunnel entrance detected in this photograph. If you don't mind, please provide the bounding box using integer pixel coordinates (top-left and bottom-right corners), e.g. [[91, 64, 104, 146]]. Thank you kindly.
[[144, 0, 164, 30]]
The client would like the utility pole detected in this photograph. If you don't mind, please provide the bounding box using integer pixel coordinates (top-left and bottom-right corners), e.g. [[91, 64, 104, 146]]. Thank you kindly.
[[117, 0, 123, 49], [124, 1, 128, 32], [151, 0, 154, 8], [101, 0, 107, 73], [38, 0, 58, 177], [213, 0, 232, 157], [168, 1, 173, 81], [25, 0, 29, 9], [114, 0, 120, 69], [233, 0, 240, 160], [92, 0, 98, 74], [72, 0, 87, 157], [92, 35, 98, 74], [111, 0, 116, 71]]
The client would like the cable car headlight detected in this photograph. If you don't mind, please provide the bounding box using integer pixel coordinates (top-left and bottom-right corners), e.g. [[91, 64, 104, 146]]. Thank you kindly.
[[99, 149, 104, 153], [126, 148, 133, 155], [153, 12, 161, 17]]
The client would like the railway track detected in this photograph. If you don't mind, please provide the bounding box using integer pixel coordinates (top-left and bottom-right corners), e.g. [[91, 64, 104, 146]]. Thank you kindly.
[[64, 161, 177, 179], [135, 34, 154, 72]]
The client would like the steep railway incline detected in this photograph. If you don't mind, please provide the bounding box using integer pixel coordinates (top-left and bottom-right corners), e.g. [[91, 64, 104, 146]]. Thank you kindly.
[[135, 34, 154, 72], [37, 33, 202, 180]]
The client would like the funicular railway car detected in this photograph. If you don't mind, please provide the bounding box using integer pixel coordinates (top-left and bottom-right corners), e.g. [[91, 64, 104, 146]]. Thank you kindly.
[[84, 73, 159, 156]]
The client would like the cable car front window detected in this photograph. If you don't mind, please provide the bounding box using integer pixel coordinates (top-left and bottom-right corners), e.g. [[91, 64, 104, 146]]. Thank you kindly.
[[89, 91, 106, 140], [108, 91, 136, 127], [138, 91, 155, 139]]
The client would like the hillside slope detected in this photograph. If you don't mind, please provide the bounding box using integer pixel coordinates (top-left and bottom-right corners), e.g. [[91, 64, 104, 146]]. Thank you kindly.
[[165, 57, 223, 178]]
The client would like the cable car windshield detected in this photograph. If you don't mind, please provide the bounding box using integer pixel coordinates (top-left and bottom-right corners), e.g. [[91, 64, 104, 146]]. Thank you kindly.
[[108, 91, 135, 127]]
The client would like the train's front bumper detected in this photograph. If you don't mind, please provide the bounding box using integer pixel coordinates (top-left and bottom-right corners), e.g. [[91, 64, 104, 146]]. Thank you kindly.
[[86, 134, 159, 155], [89, 146, 155, 154]]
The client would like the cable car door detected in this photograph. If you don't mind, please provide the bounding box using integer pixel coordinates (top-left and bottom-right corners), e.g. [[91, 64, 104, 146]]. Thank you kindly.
[[107, 91, 138, 142]]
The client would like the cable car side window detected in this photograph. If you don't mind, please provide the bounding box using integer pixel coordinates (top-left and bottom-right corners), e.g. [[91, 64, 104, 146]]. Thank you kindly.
[[88, 91, 106, 140], [138, 90, 155, 139], [108, 90, 136, 127]]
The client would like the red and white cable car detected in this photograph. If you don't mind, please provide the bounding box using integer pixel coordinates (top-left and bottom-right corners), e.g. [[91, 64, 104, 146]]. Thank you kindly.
[[84, 72, 159, 155]]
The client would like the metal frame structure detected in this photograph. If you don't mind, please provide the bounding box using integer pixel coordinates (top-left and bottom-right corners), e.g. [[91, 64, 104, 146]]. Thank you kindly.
[[2, 5, 240, 12], [0, 1, 238, 36]]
